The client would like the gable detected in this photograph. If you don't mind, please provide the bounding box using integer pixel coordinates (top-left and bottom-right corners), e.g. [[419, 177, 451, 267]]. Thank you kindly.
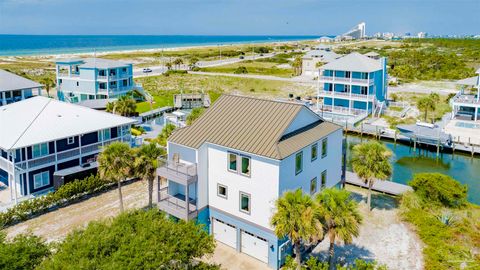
[[282, 107, 321, 136]]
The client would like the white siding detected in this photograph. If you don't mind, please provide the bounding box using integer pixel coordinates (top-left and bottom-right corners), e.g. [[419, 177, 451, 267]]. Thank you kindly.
[[207, 143, 280, 230], [278, 128, 343, 195]]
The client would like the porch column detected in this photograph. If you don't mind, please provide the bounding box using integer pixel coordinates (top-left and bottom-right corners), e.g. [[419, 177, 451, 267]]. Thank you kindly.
[[185, 183, 190, 215]]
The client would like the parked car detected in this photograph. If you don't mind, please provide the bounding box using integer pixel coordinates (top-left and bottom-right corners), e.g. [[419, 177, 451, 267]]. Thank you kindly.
[[239, 55, 244, 59], [143, 68, 153, 73]]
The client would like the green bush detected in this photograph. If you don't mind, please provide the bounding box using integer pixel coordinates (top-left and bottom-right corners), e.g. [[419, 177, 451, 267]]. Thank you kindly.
[[0, 175, 110, 228], [0, 232, 50, 270], [163, 69, 188, 76], [409, 173, 467, 208], [283, 256, 387, 270], [233, 66, 248, 74]]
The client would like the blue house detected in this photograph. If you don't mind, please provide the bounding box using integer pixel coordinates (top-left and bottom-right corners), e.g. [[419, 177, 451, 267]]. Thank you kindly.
[[0, 96, 135, 205], [316, 52, 388, 124], [0, 69, 43, 106], [55, 58, 143, 106]]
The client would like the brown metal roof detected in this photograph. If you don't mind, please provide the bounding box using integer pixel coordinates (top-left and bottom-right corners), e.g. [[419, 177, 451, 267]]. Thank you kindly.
[[168, 95, 342, 160]]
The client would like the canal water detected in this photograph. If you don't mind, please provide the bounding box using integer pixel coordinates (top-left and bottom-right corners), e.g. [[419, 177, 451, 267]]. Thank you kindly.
[[345, 135, 480, 205]]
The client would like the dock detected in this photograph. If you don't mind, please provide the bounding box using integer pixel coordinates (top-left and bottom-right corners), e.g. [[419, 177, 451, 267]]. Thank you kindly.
[[345, 171, 412, 196]]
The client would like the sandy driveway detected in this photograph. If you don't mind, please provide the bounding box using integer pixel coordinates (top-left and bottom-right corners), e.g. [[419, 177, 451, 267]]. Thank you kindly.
[[313, 185, 423, 270], [5, 180, 148, 242]]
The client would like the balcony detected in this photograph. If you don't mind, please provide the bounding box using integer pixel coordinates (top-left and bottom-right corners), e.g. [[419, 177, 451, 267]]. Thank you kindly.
[[452, 94, 480, 106], [318, 90, 374, 102], [157, 186, 198, 220], [156, 157, 197, 186], [319, 76, 373, 86], [318, 104, 368, 116]]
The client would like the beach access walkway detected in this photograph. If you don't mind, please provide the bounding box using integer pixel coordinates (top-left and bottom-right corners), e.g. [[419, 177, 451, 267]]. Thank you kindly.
[[345, 171, 413, 196]]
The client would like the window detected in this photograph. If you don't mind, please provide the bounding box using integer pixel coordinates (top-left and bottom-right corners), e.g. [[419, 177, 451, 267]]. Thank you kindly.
[[311, 143, 318, 161], [32, 143, 49, 158], [295, 152, 303, 175], [239, 192, 251, 214], [33, 171, 50, 189], [98, 129, 111, 141], [345, 71, 351, 78], [217, 184, 227, 199], [67, 137, 75, 145], [321, 138, 328, 158], [76, 82, 79, 86], [241, 156, 251, 176], [343, 84, 351, 93], [321, 170, 327, 189], [228, 153, 237, 172], [361, 86, 368, 95], [361, 72, 368, 79], [327, 83, 333, 91], [310, 177, 317, 195]]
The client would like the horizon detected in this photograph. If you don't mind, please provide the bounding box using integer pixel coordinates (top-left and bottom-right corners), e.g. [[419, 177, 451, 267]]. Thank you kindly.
[[1, 0, 479, 36]]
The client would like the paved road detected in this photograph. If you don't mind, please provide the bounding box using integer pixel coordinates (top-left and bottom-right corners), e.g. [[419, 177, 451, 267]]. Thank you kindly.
[[189, 71, 317, 83], [133, 52, 280, 78]]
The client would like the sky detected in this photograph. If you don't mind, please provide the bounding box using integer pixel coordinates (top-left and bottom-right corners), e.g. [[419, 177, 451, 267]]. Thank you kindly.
[[0, 0, 479, 36]]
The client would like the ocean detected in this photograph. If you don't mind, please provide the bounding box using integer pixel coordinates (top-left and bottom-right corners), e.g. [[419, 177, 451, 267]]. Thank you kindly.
[[0, 35, 321, 56]]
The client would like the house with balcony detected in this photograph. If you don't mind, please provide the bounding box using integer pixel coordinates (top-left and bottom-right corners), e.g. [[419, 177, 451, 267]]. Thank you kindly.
[[451, 69, 480, 121], [0, 96, 135, 205], [157, 95, 344, 269], [301, 46, 340, 77], [316, 52, 388, 124], [0, 69, 43, 106], [55, 58, 143, 106]]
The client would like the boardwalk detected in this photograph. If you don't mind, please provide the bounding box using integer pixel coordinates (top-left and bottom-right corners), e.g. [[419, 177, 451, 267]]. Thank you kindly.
[[345, 171, 412, 196]]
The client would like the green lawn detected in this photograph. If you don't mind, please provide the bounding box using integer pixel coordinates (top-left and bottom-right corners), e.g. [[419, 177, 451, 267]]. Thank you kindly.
[[134, 73, 313, 113], [198, 60, 294, 77]]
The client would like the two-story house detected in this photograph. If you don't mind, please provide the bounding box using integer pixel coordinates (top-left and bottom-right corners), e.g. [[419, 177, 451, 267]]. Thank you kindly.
[[0, 96, 135, 205], [157, 95, 343, 269], [451, 69, 480, 121], [55, 58, 141, 105], [316, 52, 388, 124], [0, 69, 43, 106], [302, 46, 340, 77]]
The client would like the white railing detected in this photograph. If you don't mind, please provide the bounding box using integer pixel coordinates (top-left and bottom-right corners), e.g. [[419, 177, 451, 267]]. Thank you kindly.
[[453, 94, 480, 105], [97, 75, 108, 80], [318, 90, 374, 101], [319, 76, 372, 85], [318, 105, 368, 116]]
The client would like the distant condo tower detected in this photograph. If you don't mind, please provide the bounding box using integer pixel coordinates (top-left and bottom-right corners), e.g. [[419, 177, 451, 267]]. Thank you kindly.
[[338, 22, 366, 40]]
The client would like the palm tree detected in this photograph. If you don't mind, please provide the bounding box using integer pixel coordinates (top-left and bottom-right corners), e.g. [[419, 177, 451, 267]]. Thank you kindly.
[[315, 188, 363, 270], [156, 123, 176, 146], [417, 95, 436, 122], [292, 56, 303, 76], [165, 62, 173, 70], [271, 189, 323, 269], [134, 144, 165, 208], [351, 141, 392, 211], [97, 142, 134, 212], [40, 77, 55, 97], [189, 57, 199, 70], [105, 96, 136, 116], [173, 58, 184, 70]]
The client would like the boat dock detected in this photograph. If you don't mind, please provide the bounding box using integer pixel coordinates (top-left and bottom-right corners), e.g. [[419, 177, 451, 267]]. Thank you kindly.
[[139, 106, 174, 122], [345, 172, 413, 196]]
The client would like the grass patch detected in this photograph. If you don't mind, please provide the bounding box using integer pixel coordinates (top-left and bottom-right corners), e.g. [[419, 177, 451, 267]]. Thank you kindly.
[[133, 73, 313, 113], [198, 60, 294, 77]]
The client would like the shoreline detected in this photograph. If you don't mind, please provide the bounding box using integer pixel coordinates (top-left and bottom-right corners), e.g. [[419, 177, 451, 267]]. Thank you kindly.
[[0, 38, 318, 59]]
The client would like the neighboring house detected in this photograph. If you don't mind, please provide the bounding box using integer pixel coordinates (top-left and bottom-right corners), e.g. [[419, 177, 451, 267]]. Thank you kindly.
[[317, 52, 388, 124], [55, 58, 142, 105], [302, 47, 340, 77], [317, 36, 334, 43], [0, 69, 43, 106], [451, 69, 480, 121], [157, 95, 344, 269], [0, 96, 135, 204]]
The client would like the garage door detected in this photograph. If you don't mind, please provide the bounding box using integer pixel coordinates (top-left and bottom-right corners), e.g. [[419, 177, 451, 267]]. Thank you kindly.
[[213, 219, 237, 249], [241, 230, 269, 263]]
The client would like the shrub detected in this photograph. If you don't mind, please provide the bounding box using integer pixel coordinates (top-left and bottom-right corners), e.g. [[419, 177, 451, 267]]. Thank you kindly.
[[163, 69, 188, 76], [283, 256, 386, 270], [233, 66, 248, 74], [0, 175, 111, 228], [409, 173, 467, 208], [0, 232, 50, 270]]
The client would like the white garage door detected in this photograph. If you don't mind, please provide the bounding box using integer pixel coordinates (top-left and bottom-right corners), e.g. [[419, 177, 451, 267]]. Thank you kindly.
[[213, 219, 237, 249], [241, 230, 269, 263]]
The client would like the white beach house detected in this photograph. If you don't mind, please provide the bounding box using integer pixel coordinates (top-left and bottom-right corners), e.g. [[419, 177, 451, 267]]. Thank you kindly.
[[0, 69, 43, 106], [157, 95, 344, 269], [451, 69, 480, 121], [0, 96, 135, 205]]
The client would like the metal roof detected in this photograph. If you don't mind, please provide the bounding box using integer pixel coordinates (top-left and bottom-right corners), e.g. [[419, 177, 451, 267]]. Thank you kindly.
[[321, 52, 383, 72], [0, 96, 136, 150], [0, 69, 43, 92], [168, 95, 342, 160], [55, 58, 132, 69], [302, 50, 340, 63]]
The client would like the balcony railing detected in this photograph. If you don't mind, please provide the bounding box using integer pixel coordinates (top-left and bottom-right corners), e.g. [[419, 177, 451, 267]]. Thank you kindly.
[[157, 157, 197, 185], [453, 94, 480, 105], [318, 90, 374, 101], [157, 187, 198, 220], [319, 76, 372, 85], [318, 105, 368, 116]]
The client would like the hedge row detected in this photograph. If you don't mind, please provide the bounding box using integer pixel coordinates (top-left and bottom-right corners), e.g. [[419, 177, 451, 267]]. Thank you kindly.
[[0, 175, 112, 229]]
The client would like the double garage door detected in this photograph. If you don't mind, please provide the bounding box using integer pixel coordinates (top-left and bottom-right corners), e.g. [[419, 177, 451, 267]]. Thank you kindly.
[[213, 219, 269, 264]]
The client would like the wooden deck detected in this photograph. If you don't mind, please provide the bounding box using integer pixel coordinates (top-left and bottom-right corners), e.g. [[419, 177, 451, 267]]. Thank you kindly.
[[345, 171, 412, 196]]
